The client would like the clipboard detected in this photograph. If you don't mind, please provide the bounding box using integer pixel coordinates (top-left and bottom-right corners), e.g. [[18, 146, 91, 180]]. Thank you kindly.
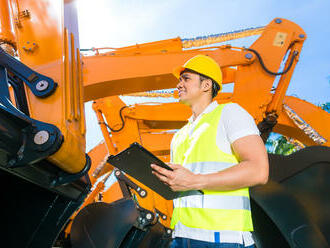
[[107, 142, 203, 200]]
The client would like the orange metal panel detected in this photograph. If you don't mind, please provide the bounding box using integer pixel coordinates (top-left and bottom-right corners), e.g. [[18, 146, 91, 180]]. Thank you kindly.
[[11, 0, 86, 173], [0, 0, 16, 49], [274, 96, 330, 146], [82, 47, 253, 102]]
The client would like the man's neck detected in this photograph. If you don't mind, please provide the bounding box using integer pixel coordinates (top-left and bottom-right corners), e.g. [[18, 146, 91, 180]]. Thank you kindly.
[[190, 98, 213, 121]]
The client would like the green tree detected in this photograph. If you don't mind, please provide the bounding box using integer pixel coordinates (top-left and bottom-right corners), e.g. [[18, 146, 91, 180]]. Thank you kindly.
[[266, 134, 296, 155], [273, 136, 296, 155], [320, 102, 330, 113]]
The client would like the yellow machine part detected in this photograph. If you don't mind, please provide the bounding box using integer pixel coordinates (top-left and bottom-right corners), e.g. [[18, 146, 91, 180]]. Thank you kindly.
[[6, 0, 87, 173]]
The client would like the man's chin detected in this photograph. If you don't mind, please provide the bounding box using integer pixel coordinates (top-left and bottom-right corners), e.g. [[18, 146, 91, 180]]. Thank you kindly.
[[179, 97, 190, 105]]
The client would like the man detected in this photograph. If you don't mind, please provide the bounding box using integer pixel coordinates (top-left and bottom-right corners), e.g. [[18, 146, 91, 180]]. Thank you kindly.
[[151, 55, 269, 248]]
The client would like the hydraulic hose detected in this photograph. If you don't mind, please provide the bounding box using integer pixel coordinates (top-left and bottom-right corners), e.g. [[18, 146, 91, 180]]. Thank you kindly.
[[246, 48, 298, 76], [99, 106, 128, 133]]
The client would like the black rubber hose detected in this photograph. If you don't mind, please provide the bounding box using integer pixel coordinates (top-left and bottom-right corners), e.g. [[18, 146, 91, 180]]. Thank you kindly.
[[246, 48, 298, 76], [99, 106, 128, 133]]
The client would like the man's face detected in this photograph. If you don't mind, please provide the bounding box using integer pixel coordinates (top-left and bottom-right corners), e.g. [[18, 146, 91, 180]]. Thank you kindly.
[[177, 71, 203, 105]]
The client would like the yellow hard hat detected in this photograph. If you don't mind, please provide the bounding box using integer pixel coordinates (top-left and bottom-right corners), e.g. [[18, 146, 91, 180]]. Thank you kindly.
[[173, 54, 222, 91]]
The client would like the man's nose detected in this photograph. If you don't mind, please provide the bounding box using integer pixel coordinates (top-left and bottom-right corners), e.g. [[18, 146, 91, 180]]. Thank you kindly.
[[177, 79, 183, 89]]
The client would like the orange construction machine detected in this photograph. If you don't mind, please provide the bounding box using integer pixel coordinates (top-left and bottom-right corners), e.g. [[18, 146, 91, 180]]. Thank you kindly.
[[0, 0, 329, 248]]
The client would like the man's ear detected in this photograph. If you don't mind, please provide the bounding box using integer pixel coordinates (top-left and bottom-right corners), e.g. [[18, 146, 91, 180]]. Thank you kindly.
[[201, 78, 213, 93]]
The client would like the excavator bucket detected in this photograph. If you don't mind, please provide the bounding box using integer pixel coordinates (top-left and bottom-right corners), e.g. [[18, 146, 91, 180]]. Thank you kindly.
[[70, 198, 172, 248], [251, 146, 330, 247]]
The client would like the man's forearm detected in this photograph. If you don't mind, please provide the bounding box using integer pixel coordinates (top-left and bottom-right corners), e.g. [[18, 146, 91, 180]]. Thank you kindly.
[[192, 160, 268, 191]]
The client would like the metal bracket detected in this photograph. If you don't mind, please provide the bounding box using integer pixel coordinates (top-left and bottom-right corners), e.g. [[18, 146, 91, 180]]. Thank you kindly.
[[257, 112, 278, 143], [0, 65, 62, 167], [0, 47, 57, 98], [135, 206, 156, 231], [155, 208, 168, 221], [15, 9, 30, 28], [114, 169, 148, 198]]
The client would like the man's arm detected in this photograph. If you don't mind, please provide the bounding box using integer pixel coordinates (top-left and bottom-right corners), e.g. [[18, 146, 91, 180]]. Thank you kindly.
[[151, 134, 269, 192]]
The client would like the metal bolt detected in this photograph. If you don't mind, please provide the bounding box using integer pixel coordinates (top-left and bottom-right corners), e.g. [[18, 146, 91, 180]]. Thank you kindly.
[[33, 130, 49, 145], [115, 170, 121, 176], [167, 229, 171, 234], [140, 190, 146, 197], [275, 18, 282, 24], [8, 159, 16, 166], [146, 213, 153, 220], [245, 53, 253, 60], [36, 80, 49, 91], [299, 34, 305, 39], [162, 215, 167, 220]]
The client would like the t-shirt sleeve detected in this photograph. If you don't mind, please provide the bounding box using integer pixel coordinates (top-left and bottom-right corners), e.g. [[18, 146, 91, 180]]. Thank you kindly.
[[221, 103, 260, 144]]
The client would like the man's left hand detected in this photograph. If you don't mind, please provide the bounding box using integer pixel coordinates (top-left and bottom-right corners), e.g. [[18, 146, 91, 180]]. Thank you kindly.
[[150, 163, 200, 191]]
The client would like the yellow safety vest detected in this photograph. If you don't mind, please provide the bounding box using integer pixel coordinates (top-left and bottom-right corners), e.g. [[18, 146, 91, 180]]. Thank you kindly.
[[170, 103, 253, 231]]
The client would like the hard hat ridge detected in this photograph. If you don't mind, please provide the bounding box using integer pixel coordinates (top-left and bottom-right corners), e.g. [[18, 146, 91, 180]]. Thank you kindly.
[[173, 54, 223, 97]]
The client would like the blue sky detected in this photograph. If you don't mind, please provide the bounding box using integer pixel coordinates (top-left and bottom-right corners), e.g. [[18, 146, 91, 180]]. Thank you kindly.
[[77, 0, 330, 151]]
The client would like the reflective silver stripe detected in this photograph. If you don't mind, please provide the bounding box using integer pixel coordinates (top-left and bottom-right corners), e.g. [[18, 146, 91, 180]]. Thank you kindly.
[[179, 194, 251, 211], [184, 161, 236, 174], [173, 222, 255, 245]]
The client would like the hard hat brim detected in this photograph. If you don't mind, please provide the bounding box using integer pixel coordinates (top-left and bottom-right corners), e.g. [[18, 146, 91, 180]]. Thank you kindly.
[[173, 66, 185, 79]]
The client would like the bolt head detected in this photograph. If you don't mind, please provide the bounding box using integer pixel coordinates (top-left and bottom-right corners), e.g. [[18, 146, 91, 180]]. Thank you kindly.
[[33, 130, 49, 145], [115, 171, 121, 176], [245, 53, 253, 59], [162, 215, 167, 220], [146, 213, 152, 220], [36, 80, 49, 91], [140, 190, 146, 197], [275, 18, 282, 24], [299, 34, 305, 39], [8, 159, 16, 166]]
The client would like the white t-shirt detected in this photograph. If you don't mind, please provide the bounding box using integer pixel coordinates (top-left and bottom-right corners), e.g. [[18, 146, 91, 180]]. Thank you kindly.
[[216, 102, 260, 154], [177, 101, 260, 155], [170, 101, 260, 245]]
